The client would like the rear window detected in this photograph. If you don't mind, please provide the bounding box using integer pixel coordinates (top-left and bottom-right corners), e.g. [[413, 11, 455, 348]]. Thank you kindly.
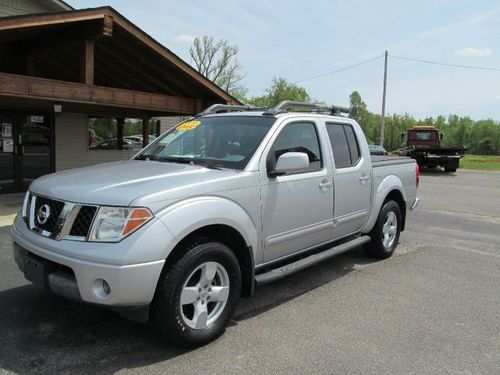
[[325, 123, 361, 168]]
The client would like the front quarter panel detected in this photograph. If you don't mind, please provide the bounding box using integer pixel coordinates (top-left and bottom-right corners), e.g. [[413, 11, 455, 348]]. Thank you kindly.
[[156, 196, 260, 263]]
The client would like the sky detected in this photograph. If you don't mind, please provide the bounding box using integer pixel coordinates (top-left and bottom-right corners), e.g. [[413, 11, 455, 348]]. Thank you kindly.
[[68, 0, 500, 120]]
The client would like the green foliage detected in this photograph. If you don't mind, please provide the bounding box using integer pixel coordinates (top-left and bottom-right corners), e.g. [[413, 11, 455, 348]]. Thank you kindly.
[[347, 91, 500, 155], [247, 77, 310, 107]]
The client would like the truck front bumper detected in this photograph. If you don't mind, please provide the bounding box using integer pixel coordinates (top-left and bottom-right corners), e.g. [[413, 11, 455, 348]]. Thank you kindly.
[[11, 214, 166, 317]]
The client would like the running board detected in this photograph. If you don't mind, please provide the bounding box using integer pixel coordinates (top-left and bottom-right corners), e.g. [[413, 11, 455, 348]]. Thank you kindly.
[[255, 235, 371, 285]]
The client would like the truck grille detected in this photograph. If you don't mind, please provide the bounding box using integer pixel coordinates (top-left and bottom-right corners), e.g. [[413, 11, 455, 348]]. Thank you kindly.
[[27, 194, 97, 240], [33, 196, 65, 233], [69, 206, 97, 237]]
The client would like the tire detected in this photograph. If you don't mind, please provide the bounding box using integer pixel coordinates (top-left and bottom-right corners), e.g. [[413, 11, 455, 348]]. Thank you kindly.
[[364, 200, 402, 259], [444, 167, 457, 172], [150, 240, 241, 347]]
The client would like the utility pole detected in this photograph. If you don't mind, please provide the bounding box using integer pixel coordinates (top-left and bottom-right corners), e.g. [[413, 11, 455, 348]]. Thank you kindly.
[[380, 50, 388, 146]]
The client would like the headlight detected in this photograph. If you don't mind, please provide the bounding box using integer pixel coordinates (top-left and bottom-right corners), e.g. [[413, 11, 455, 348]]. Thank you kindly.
[[21, 191, 31, 219], [89, 206, 153, 242]]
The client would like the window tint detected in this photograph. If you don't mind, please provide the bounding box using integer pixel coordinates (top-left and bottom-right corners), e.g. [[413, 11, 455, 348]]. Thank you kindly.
[[344, 125, 360, 164], [326, 123, 360, 168], [271, 122, 322, 173]]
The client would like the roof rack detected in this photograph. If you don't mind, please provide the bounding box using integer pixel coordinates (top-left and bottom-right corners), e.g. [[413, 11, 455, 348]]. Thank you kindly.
[[264, 101, 350, 116], [195, 104, 267, 117], [195, 101, 350, 117]]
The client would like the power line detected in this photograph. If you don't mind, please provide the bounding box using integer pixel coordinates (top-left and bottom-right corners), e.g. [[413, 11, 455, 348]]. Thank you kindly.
[[389, 54, 500, 72], [246, 54, 383, 94], [294, 54, 384, 84]]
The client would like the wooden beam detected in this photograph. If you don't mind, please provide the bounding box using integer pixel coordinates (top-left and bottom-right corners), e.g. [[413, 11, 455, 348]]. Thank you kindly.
[[0, 72, 199, 114], [142, 117, 150, 148], [0, 9, 109, 31], [81, 39, 94, 85]]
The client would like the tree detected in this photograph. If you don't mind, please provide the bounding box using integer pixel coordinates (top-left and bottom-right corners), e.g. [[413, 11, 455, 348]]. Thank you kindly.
[[247, 77, 310, 107], [189, 36, 247, 101]]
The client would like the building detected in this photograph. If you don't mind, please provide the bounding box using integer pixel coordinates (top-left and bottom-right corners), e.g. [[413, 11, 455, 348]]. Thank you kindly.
[[0, 2, 237, 193]]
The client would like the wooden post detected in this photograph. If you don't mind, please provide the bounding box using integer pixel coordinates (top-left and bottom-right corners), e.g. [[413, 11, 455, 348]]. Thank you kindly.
[[116, 118, 124, 150], [155, 119, 161, 137], [142, 117, 150, 148], [81, 39, 94, 85]]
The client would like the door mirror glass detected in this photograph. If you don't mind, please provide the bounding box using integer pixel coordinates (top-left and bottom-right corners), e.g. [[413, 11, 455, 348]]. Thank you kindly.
[[400, 132, 406, 143], [273, 152, 309, 175], [439, 133, 444, 141]]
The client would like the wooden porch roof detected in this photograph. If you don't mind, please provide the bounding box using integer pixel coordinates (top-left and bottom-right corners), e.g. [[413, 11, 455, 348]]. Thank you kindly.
[[0, 7, 239, 117]]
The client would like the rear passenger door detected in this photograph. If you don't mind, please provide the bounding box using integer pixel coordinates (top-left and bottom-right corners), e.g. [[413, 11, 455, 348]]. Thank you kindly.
[[325, 122, 371, 238]]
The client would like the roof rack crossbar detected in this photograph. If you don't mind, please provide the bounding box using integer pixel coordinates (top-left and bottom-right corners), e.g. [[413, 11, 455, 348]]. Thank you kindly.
[[196, 104, 267, 117], [264, 100, 350, 116]]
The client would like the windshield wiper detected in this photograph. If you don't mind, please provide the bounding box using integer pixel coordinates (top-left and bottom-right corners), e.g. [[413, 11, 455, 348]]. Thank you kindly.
[[143, 155, 222, 170]]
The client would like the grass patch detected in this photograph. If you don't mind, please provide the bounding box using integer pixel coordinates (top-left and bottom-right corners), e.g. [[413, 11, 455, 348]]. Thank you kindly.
[[460, 154, 500, 171]]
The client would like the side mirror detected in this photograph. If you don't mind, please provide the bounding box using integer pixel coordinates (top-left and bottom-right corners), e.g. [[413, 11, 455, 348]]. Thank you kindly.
[[439, 133, 444, 141], [271, 152, 309, 175], [400, 132, 406, 143]]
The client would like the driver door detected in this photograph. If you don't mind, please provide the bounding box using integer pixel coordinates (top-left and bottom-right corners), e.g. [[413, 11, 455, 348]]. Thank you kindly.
[[260, 119, 334, 262]]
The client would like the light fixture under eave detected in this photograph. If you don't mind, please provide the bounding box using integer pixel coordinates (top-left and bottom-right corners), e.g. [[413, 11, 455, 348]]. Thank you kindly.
[[53, 104, 62, 113]]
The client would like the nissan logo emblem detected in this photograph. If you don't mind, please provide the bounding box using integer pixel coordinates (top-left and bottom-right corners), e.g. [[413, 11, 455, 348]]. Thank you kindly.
[[37, 204, 51, 225]]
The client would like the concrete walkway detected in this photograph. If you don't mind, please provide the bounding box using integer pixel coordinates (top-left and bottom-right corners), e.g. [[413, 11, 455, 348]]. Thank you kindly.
[[0, 193, 24, 227]]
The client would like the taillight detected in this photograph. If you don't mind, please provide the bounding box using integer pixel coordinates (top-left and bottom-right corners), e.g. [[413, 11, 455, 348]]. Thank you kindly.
[[416, 164, 420, 188]]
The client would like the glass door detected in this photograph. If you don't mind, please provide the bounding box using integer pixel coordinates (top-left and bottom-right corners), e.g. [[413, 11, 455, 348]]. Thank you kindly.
[[0, 112, 54, 193], [0, 113, 16, 193], [19, 114, 53, 190]]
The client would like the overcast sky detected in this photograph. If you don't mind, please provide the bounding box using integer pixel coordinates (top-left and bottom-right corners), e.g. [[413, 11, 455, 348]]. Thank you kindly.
[[68, 0, 500, 120]]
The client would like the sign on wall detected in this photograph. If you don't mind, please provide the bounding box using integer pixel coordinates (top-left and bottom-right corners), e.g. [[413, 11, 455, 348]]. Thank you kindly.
[[1, 123, 12, 137]]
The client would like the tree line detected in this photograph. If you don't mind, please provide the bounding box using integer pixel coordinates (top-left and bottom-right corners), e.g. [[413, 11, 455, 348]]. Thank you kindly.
[[190, 35, 499, 155]]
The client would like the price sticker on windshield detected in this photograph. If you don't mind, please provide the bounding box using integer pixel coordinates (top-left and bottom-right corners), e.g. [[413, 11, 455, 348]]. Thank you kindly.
[[176, 120, 201, 131]]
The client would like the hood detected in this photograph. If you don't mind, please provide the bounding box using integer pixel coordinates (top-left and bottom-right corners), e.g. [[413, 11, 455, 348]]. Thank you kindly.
[[30, 160, 238, 206]]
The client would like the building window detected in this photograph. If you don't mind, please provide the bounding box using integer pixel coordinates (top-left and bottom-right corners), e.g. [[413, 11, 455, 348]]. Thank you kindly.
[[88, 118, 156, 150]]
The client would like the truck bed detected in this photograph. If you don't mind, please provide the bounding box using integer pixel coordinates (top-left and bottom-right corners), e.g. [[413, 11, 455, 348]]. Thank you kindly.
[[371, 155, 414, 168]]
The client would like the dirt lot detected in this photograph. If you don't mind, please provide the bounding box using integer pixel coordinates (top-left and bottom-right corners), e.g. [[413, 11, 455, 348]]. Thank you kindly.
[[0, 170, 499, 374]]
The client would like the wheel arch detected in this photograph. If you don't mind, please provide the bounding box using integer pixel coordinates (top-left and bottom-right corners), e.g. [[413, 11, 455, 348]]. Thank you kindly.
[[162, 224, 255, 298], [362, 174, 407, 233]]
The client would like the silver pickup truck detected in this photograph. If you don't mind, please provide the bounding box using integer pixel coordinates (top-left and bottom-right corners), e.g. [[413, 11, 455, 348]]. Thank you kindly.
[[11, 101, 419, 347]]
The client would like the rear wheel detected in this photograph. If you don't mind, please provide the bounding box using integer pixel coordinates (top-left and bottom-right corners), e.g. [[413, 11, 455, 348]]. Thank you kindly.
[[444, 166, 457, 172], [364, 200, 402, 259], [151, 240, 241, 347]]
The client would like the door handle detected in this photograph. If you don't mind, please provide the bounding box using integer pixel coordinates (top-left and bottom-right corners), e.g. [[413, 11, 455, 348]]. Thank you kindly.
[[359, 175, 370, 182], [319, 179, 333, 191]]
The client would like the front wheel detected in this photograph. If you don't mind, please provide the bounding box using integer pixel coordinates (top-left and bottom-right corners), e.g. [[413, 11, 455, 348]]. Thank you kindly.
[[364, 200, 402, 259], [151, 240, 241, 347]]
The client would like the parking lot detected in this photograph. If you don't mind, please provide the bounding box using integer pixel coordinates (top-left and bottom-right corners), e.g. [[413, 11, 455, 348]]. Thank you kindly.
[[0, 169, 499, 374]]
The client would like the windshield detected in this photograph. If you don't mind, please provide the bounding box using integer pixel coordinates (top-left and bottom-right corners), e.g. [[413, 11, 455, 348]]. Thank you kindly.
[[135, 116, 276, 170]]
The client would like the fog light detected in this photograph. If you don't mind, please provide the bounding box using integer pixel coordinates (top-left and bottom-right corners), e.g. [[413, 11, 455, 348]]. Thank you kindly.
[[103, 280, 111, 294], [93, 278, 111, 299]]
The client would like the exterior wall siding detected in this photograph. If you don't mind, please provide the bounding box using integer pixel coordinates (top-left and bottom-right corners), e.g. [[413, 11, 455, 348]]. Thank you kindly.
[[158, 116, 183, 134], [55, 113, 134, 171]]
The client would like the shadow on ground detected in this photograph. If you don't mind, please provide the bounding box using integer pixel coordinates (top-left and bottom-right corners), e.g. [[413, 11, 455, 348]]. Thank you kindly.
[[0, 246, 376, 374], [419, 168, 457, 177]]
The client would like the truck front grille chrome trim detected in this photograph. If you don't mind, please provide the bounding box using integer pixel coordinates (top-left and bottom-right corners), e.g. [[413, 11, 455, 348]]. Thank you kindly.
[[26, 194, 98, 241]]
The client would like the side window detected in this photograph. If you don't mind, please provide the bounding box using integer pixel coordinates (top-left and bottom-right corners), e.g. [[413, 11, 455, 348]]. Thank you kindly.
[[270, 122, 322, 173], [326, 123, 360, 168], [344, 125, 360, 164]]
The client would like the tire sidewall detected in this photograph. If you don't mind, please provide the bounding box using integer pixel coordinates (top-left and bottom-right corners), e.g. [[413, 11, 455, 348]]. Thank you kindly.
[[158, 242, 241, 347], [376, 201, 402, 256]]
